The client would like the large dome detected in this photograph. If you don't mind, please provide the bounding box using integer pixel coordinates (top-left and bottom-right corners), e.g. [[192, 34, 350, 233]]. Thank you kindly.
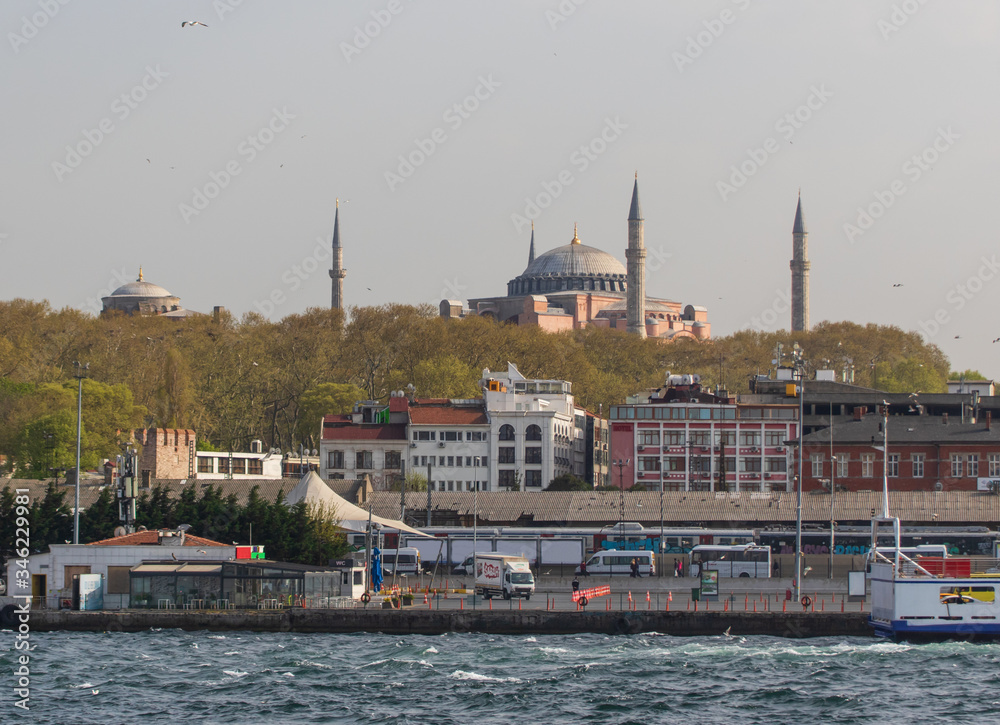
[[522, 241, 626, 278], [109, 279, 172, 298]]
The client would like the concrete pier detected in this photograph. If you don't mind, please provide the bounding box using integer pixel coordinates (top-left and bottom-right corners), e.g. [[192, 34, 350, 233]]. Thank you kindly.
[[25, 608, 870, 638]]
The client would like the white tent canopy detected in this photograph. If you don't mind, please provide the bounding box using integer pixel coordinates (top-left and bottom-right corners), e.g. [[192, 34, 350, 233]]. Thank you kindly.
[[284, 471, 429, 538]]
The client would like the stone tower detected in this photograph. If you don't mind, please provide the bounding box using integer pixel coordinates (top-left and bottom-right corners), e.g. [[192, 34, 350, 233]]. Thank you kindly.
[[528, 221, 535, 265], [789, 192, 810, 331], [625, 174, 647, 338], [329, 199, 346, 310]]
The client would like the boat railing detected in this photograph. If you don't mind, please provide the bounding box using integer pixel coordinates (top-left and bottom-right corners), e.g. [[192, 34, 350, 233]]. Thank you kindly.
[[876, 553, 1000, 579], [871, 549, 937, 578]]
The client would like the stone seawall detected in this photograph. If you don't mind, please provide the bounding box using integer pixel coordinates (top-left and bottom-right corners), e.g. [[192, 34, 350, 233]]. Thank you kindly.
[[26, 609, 871, 638]]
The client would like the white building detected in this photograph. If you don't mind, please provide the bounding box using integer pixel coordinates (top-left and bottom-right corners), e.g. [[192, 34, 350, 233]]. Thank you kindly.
[[195, 444, 284, 479], [483, 363, 576, 490], [408, 400, 490, 492]]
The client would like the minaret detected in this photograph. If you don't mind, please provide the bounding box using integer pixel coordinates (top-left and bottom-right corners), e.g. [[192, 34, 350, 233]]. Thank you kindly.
[[790, 192, 810, 331], [329, 199, 346, 310], [528, 221, 535, 265], [625, 174, 647, 338]]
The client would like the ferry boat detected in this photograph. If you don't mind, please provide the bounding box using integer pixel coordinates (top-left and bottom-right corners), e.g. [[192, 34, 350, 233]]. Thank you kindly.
[[867, 402, 1000, 640], [869, 515, 1000, 640]]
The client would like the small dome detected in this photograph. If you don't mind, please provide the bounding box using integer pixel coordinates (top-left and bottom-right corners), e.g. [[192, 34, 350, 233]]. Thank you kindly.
[[109, 268, 171, 297]]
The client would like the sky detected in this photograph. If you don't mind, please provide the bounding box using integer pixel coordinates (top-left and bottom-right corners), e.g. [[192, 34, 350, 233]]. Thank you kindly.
[[2, 1, 999, 377]]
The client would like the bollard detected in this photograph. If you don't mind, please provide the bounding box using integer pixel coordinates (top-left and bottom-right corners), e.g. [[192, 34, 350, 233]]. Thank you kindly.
[[647, 591, 651, 610], [519, 598, 522, 611], [694, 600, 698, 612], [753, 601, 756, 613], [783, 599, 786, 612], [460, 598, 464, 610], [489, 599, 493, 611], [724, 599, 728, 612]]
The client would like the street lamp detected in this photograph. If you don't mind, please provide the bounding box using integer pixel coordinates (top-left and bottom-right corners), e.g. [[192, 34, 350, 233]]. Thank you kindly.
[[73, 361, 89, 545], [612, 458, 630, 543], [791, 344, 805, 602]]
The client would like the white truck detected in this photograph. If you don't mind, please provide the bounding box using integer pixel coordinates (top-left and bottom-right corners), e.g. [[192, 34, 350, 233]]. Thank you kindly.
[[474, 554, 535, 600]]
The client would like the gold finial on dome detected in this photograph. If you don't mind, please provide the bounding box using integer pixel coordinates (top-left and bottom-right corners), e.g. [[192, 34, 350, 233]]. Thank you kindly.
[[138, 266, 143, 281], [571, 223, 580, 245]]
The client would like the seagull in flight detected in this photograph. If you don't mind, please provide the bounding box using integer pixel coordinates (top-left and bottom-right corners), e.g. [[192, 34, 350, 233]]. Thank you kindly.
[[723, 626, 732, 637], [993, 338, 1000, 343], [892, 283, 903, 287], [181, 21, 208, 27]]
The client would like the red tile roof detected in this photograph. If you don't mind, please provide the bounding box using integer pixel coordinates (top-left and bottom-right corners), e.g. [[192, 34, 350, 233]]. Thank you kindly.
[[409, 406, 488, 425], [321, 424, 408, 441], [88, 531, 229, 547], [322, 414, 352, 424]]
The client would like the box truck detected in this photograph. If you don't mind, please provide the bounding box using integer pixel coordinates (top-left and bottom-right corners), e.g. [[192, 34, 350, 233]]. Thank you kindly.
[[475, 554, 534, 600]]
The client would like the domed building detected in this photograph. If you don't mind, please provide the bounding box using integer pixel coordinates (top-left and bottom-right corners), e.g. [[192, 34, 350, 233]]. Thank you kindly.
[[440, 178, 710, 340], [101, 268, 199, 318]]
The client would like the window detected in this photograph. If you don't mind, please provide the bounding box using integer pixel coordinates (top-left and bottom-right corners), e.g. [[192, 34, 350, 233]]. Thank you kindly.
[[951, 454, 963, 478], [638, 430, 660, 446], [231, 458, 246, 475], [499, 424, 515, 441], [766, 457, 786, 473], [526, 425, 542, 441], [456, 457, 463, 467], [991, 454, 1000, 478], [664, 431, 686, 446], [836, 455, 848, 479], [765, 431, 784, 446], [439, 456, 445, 466], [525, 447, 542, 464], [638, 456, 660, 472], [414, 430, 435, 441], [912, 454, 924, 478], [499, 470, 516, 488], [526, 470, 542, 487], [447, 456, 454, 466], [197, 457, 213, 474], [385, 451, 401, 469], [499, 447, 515, 464], [690, 432, 711, 446], [968, 454, 979, 477], [888, 453, 899, 478], [328, 450, 345, 469], [356, 451, 373, 469], [217, 457, 230, 474], [442, 431, 459, 441], [420, 455, 428, 466], [862, 454, 874, 478], [717, 431, 736, 446], [740, 458, 762, 472], [664, 457, 686, 472], [811, 455, 823, 478], [466, 431, 486, 441], [247, 458, 262, 475], [739, 431, 761, 447]]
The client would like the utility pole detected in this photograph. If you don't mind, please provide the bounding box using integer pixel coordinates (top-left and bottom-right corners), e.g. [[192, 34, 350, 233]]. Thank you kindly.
[[72, 361, 89, 545], [426, 461, 432, 527], [792, 344, 805, 603]]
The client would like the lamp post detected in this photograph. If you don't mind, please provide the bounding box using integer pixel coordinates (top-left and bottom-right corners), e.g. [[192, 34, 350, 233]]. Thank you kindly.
[[72, 361, 89, 545], [829, 401, 836, 579], [791, 344, 805, 602], [613, 458, 630, 543]]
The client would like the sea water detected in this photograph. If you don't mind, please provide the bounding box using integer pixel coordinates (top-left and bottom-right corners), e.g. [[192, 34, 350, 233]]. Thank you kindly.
[[3, 630, 1000, 724]]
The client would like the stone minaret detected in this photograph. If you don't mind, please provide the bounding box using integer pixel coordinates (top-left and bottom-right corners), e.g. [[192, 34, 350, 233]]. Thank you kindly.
[[329, 199, 346, 310], [790, 192, 810, 331], [625, 174, 647, 338], [528, 221, 535, 265]]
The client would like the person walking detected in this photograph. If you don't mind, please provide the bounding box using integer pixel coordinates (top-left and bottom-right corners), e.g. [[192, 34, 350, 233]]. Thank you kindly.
[[580, 560, 590, 577], [630, 558, 640, 578]]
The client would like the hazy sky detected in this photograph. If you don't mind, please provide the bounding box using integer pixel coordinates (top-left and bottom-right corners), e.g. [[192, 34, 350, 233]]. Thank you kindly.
[[3, 1, 998, 376]]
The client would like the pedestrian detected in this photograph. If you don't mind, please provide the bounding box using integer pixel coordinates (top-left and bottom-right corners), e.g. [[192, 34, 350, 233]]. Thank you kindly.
[[580, 560, 590, 577], [572, 576, 580, 593], [675, 559, 683, 578], [630, 558, 641, 578]]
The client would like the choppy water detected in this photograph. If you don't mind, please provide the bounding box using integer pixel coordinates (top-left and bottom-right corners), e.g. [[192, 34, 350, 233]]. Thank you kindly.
[[4, 630, 1000, 724]]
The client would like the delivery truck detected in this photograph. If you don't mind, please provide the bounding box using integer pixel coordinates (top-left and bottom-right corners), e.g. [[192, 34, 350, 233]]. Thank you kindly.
[[474, 554, 535, 600]]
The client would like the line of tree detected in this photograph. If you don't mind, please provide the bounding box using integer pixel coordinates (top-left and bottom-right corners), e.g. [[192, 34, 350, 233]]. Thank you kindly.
[[0, 299, 959, 476], [0, 483, 348, 569]]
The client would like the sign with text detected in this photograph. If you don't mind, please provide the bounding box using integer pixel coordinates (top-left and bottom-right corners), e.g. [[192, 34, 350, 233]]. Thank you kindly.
[[700, 570, 719, 597]]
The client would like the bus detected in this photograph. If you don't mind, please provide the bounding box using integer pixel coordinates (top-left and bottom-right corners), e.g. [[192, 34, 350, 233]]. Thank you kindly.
[[690, 544, 772, 578]]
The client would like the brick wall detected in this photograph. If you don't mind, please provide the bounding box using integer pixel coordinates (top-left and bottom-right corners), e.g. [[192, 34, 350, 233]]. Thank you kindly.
[[134, 428, 196, 482]]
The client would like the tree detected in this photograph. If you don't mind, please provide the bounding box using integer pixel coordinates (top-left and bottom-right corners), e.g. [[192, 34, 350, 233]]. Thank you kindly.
[[950, 369, 987, 381], [386, 471, 427, 492], [296, 382, 365, 445], [79, 487, 117, 543], [546, 473, 591, 491]]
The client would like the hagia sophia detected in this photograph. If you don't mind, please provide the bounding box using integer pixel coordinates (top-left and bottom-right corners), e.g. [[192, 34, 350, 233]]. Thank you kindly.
[[98, 178, 812, 338]]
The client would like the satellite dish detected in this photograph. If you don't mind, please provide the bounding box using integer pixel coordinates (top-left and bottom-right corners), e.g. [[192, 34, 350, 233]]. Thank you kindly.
[[113, 526, 127, 538], [311, 449, 318, 456], [177, 523, 193, 532]]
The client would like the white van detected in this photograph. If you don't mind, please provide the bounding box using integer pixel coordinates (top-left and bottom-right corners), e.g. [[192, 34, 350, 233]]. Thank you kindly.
[[372, 548, 421, 576], [577, 550, 655, 576]]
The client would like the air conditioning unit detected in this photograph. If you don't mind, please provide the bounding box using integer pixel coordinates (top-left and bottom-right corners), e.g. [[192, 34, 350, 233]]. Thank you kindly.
[[637, 445, 645, 451], [751, 447, 759, 453], [437, 442, 445, 448], [714, 446, 721, 452], [776, 446, 785, 453], [410, 443, 417, 448], [764, 472, 771, 479]]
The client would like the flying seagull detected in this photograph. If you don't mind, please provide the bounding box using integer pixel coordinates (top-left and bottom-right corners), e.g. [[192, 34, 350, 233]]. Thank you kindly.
[[181, 21, 208, 27], [723, 626, 732, 637], [892, 283, 903, 287], [993, 338, 999, 343]]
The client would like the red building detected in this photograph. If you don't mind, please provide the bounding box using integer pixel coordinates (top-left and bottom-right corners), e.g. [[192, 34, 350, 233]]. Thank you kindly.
[[800, 408, 1000, 492]]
